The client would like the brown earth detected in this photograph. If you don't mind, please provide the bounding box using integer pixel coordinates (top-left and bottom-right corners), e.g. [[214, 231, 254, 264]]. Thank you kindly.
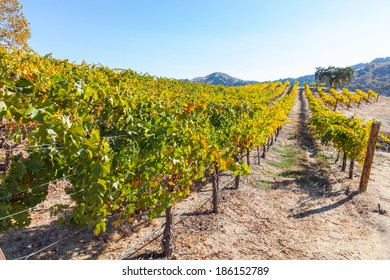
[[336, 95, 390, 134], [0, 90, 389, 260]]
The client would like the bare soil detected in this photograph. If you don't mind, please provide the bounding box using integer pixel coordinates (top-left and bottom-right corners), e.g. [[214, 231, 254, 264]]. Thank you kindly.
[[336, 95, 390, 134], [0, 90, 389, 260]]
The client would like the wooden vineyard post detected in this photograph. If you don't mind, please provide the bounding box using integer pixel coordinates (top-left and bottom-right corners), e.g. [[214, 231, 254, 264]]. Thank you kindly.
[[359, 121, 381, 193]]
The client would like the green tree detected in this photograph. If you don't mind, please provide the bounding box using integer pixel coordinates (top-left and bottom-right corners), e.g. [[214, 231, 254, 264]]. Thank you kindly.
[[0, 0, 31, 49], [315, 66, 354, 88]]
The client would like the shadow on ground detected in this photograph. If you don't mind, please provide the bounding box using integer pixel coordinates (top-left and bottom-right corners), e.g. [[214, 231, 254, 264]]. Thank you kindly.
[[269, 89, 355, 217]]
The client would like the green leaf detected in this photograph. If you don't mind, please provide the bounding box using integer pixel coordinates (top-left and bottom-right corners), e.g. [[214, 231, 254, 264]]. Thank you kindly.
[[125, 203, 135, 213], [97, 179, 107, 191], [90, 129, 100, 142], [101, 162, 110, 176], [31, 110, 44, 123], [25, 107, 44, 123], [16, 78, 33, 88], [94, 221, 106, 236], [91, 162, 101, 178]]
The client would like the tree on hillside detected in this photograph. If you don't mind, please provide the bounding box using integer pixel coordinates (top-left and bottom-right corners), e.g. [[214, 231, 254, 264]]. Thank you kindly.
[[0, 0, 31, 49], [315, 66, 354, 88]]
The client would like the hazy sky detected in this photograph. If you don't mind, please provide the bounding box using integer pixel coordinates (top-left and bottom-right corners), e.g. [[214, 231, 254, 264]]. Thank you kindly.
[[20, 0, 390, 81]]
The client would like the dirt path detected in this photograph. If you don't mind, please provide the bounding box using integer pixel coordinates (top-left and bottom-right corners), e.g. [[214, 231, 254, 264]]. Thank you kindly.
[[1, 90, 389, 260]]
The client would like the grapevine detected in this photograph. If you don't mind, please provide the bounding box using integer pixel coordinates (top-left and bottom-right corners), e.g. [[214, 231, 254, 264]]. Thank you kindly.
[[317, 87, 337, 109], [356, 89, 369, 103], [341, 88, 361, 107], [0, 47, 297, 257], [329, 88, 349, 106], [304, 83, 372, 172]]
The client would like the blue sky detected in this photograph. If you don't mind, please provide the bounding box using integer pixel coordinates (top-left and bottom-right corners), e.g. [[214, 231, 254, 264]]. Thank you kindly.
[[20, 0, 390, 81]]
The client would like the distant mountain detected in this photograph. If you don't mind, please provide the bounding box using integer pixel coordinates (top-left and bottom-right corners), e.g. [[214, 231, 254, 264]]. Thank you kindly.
[[189, 72, 259, 86], [347, 57, 390, 96], [277, 74, 315, 86], [186, 57, 390, 96], [279, 57, 390, 96]]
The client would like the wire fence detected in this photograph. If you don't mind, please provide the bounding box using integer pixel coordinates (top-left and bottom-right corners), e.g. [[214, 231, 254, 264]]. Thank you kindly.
[[0, 144, 262, 260], [0, 174, 76, 202], [0, 183, 86, 224], [118, 148, 266, 260], [0, 134, 135, 154], [14, 227, 88, 260], [2, 170, 238, 260], [1, 124, 387, 260], [118, 176, 236, 260]]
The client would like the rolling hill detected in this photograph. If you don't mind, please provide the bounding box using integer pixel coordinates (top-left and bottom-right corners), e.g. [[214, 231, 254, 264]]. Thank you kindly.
[[280, 57, 390, 96], [189, 57, 390, 96], [188, 72, 259, 86]]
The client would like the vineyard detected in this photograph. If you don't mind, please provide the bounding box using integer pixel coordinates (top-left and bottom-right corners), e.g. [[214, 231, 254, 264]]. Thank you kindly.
[[1, 47, 390, 260]]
